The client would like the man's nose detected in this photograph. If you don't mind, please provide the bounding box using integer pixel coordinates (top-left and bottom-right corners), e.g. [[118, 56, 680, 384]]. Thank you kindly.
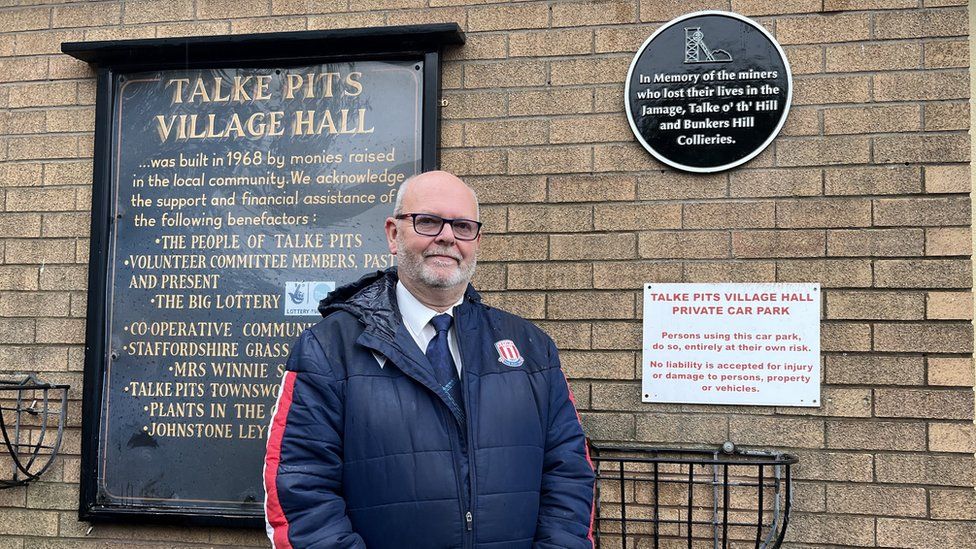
[[435, 222, 457, 244]]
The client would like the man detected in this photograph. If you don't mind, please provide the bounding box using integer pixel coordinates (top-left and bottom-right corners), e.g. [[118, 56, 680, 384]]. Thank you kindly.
[[264, 170, 594, 548]]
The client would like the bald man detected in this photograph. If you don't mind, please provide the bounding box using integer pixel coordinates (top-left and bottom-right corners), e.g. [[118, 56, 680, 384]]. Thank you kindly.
[[264, 171, 594, 549]]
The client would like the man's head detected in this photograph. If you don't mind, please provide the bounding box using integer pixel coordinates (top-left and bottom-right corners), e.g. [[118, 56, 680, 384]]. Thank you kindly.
[[385, 171, 481, 299]]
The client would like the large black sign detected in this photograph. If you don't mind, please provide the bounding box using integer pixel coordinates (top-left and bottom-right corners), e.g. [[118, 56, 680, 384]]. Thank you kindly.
[[65, 25, 463, 527], [625, 11, 791, 173]]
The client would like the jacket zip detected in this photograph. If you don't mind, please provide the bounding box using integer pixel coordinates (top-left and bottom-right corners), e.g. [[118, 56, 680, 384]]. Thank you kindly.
[[455, 305, 477, 549]]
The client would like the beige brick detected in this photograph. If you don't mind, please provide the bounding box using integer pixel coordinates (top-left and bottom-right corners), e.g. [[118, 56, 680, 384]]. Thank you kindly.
[[930, 489, 976, 520], [4, 239, 75, 264], [925, 164, 969, 193], [549, 175, 637, 203], [442, 91, 506, 120], [776, 13, 871, 44], [823, 105, 920, 135], [7, 135, 79, 161], [510, 29, 592, 58], [307, 12, 386, 31], [925, 39, 969, 68], [551, 57, 630, 86], [874, 323, 973, 353], [0, 291, 70, 317], [924, 101, 969, 131], [593, 261, 681, 289], [550, 113, 633, 144], [827, 420, 926, 451], [509, 88, 593, 117], [776, 136, 871, 167], [537, 321, 591, 351], [499, 143, 591, 175], [8, 82, 76, 109], [508, 204, 591, 233], [5, 188, 75, 212], [636, 414, 728, 444], [822, 321, 871, 352], [928, 357, 974, 386], [0, 318, 34, 344], [638, 171, 727, 200], [780, 107, 821, 136], [0, 345, 68, 373], [122, 0, 194, 24], [825, 355, 924, 385], [929, 422, 975, 453], [480, 205, 506, 234], [638, 231, 729, 259], [549, 292, 635, 320], [507, 262, 590, 290], [827, 228, 924, 257], [467, 3, 549, 32], [0, 266, 38, 291], [53, 3, 122, 26], [593, 203, 681, 231], [875, 8, 968, 39], [638, 0, 722, 21], [684, 201, 774, 229], [730, 416, 824, 448], [786, 514, 875, 546], [875, 259, 971, 289], [778, 259, 873, 287], [443, 34, 507, 62], [196, 0, 270, 19], [464, 60, 547, 88], [0, 214, 42, 238], [0, 508, 58, 536], [595, 25, 658, 53], [793, 75, 870, 105], [0, 163, 42, 188], [580, 412, 635, 439], [2, 7, 52, 33], [732, 0, 822, 15], [793, 451, 873, 482], [729, 168, 821, 198], [876, 133, 970, 164], [440, 149, 505, 176], [827, 484, 927, 517], [878, 518, 976, 548], [564, 353, 635, 381], [826, 291, 924, 320], [551, 233, 636, 260], [825, 165, 921, 196], [875, 71, 969, 101], [824, 0, 916, 8], [471, 262, 505, 292], [826, 41, 921, 72], [732, 230, 825, 258], [684, 260, 777, 283], [875, 196, 970, 227], [481, 291, 546, 319], [926, 227, 972, 256], [231, 16, 307, 33], [591, 321, 641, 351], [876, 388, 973, 420], [593, 83, 625, 113], [43, 161, 92, 187], [464, 119, 546, 147], [38, 265, 87, 291], [777, 198, 872, 228], [552, 0, 636, 26], [467, 175, 546, 204], [927, 291, 972, 320], [35, 318, 85, 345], [876, 453, 973, 486], [479, 234, 547, 262]]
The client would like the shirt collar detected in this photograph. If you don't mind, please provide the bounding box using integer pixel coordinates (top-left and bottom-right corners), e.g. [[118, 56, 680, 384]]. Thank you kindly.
[[396, 281, 462, 334]]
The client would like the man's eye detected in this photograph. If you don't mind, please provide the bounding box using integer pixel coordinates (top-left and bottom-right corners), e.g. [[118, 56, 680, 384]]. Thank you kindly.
[[454, 221, 475, 234], [415, 216, 441, 229]]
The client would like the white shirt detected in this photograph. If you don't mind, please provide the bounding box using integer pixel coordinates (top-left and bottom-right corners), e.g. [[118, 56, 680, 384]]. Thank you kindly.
[[395, 281, 464, 376]]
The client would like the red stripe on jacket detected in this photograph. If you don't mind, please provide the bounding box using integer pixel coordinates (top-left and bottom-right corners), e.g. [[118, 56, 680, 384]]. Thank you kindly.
[[264, 371, 297, 549], [562, 371, 596, 547]]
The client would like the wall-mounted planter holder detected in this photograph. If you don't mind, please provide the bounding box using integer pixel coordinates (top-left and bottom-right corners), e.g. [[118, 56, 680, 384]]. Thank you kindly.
[[0, 374, 70, 489]]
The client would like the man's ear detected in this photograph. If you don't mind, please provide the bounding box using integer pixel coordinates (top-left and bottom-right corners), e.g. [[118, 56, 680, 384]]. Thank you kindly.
[[385, 217, 398, 255]]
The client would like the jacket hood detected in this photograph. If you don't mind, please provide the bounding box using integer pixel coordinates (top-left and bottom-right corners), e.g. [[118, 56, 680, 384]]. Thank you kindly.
[[318, 267, 482, 339]]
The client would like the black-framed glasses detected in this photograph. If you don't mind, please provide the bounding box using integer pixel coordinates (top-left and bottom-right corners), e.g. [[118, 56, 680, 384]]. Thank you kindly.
[[395, 213, 483, 241]]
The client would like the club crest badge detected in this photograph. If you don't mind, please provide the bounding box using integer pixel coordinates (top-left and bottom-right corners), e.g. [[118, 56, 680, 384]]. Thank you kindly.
[[494, 339, 524, 368]]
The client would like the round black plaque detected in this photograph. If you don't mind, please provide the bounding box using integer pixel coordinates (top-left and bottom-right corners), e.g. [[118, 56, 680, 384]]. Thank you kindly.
[[625, 11, 791, 173]]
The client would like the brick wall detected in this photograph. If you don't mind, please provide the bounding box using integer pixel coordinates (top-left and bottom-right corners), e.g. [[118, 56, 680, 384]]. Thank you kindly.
[[0, 0, 972, 547]]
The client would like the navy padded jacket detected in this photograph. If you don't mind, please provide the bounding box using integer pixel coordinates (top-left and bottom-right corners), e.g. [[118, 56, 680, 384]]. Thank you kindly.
[[264, 269, 595, 548]]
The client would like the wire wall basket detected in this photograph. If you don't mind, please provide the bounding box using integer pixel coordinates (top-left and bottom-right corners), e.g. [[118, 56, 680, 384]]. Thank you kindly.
[[0, 374, 70, 488], [591, 442, 798, 549]]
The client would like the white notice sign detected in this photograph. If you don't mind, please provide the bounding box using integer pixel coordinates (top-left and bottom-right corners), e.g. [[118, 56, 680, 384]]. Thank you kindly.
[[642, 283, 820, 407]]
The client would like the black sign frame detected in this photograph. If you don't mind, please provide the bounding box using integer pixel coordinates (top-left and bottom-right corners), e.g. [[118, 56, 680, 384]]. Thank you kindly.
[[63, 24, 464, 528], [624, 11, 792, 173]]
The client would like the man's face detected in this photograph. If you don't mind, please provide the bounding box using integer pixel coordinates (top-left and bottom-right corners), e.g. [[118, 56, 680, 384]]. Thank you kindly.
[[386, 172, 480, 292]]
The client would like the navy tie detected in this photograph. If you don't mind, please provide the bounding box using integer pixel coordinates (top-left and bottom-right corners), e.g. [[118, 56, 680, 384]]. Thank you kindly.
[[426, 314, 464, 419]]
